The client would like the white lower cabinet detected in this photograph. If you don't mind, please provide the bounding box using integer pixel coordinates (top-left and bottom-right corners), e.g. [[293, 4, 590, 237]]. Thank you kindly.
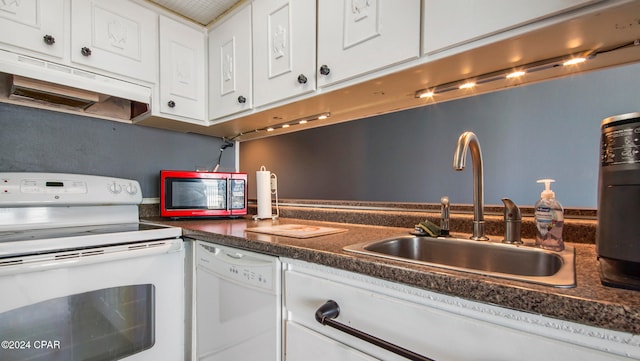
[[283, 259, 640, 361], [285, 321, 377, 361]]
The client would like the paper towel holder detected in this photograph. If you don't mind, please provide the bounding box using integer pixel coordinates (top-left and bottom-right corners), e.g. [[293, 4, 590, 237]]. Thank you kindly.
[[253, 165, 280, 221]]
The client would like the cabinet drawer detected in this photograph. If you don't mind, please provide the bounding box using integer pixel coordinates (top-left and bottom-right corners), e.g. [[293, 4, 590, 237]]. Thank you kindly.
[[284, 261, 637, 361], [285, 321, 377, 361]]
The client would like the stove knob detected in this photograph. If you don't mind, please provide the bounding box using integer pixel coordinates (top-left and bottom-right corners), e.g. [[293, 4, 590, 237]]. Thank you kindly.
[[109, 182, 122, 194], [126, 183, 138, 195]]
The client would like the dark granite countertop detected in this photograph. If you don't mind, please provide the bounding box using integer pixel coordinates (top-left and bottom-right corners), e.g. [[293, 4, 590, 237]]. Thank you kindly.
[[145, 210, 640, 336]]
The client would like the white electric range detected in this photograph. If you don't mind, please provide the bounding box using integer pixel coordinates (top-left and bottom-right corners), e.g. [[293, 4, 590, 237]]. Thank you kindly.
[[0, 172, 184, 361]]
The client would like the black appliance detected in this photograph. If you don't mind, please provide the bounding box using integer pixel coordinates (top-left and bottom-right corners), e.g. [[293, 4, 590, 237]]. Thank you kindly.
[[597, 112, 640, 290]]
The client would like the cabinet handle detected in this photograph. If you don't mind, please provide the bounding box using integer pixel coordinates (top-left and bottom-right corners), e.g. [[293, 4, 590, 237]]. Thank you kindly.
[[167, 100, 176, 108], [297, 74, 308, 84], [43, 34, 56, 45], [237, 95, 247, 104], [81, 47, 92, 56], [315, 300, 435, 361], [319, 65, 331, 76]]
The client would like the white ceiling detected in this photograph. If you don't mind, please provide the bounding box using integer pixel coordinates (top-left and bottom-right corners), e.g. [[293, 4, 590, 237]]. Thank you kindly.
[[147, 0, 241, 26]]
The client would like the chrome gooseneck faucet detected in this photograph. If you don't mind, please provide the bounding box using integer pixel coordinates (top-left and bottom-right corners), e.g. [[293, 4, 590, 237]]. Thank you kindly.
[[453, 131, 489, 241]]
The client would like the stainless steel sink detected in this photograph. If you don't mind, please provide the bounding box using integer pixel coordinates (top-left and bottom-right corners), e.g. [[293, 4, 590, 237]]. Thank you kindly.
[[344, 235, 575, 287]]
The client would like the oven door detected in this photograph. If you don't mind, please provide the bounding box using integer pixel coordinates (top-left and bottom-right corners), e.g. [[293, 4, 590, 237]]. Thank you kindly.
[[0, 239, 184, 361]]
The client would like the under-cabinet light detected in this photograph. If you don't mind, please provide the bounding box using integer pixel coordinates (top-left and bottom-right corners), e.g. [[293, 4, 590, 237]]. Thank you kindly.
[[417, 89, 435, 98], [459, 82, 476, 89], [413, 45, 619, 100], [506, 70, 526, 79], [563, 57, 587, 66], [227, 112, 331, 140]]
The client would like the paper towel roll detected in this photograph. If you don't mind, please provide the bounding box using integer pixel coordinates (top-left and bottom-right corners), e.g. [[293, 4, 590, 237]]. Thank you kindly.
[[256, 166, 272, 219]]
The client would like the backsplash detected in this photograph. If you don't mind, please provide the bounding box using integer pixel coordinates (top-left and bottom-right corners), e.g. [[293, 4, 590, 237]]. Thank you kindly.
[[0, 102, 234, 198], [243, 199, 598, 244], [142, 199, 598, 244], [240, 61, 640, 208]]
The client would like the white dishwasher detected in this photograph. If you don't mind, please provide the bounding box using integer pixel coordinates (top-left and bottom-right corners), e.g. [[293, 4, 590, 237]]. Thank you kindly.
[[194, 240, 282, 361]]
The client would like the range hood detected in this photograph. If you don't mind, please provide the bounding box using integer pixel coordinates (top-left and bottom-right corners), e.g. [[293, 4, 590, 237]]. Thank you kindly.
[[0, 49, 151, 122]]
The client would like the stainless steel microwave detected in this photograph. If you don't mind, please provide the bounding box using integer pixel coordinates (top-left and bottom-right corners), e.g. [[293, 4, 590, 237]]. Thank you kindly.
[[160, 170, 248, 218]]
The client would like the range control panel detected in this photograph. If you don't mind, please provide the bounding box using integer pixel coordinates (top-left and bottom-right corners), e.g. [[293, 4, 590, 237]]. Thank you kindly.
[[0, 172, 142, 206]]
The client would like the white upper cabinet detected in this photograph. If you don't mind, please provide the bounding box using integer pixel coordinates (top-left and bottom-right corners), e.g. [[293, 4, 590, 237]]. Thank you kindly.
[[157, 16, 206, 123], [208, 4, 253, 121], [71, 0, 158, 83], [423, 0, 602, 55], [252, 0, 316, 107], [0, 0, 65, 59], [316, 0, 421, 88]]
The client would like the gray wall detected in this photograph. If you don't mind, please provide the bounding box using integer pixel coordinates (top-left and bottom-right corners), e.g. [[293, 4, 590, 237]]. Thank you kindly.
[[240, 62, 640, 208], [0, 103, 234, 198]]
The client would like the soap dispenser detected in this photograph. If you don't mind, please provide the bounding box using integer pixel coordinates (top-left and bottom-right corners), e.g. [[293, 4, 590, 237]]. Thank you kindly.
[[534, 179, 564, 251]]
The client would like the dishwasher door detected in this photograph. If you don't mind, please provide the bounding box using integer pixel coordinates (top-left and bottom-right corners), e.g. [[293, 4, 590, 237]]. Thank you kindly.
[[195, 241, 281, 361]]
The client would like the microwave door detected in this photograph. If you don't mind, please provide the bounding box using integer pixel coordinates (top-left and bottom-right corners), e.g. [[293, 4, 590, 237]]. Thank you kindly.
[[230, 179, 247, 213], [169, 179, 226, 211], [203, 179, 227, 210]]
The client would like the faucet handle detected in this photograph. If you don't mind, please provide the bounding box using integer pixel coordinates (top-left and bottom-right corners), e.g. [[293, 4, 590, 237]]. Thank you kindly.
[[440, 196, 450, 236], [501, 198, 522, 244]]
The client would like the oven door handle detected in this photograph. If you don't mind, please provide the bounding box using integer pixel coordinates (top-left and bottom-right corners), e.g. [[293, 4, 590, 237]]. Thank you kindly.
[[0, 239, 183, 276]]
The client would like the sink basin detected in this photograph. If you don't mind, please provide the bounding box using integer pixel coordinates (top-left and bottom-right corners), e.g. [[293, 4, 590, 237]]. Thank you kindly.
[[344, 235, 575, 287]]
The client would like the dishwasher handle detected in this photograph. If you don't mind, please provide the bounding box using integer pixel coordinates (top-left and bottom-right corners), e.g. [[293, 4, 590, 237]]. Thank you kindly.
[[315, 300, 435, 361], [198, 242, 275, 268]]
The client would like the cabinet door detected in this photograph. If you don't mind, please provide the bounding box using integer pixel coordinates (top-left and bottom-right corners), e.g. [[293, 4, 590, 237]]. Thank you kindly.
[[252, 0, 316, 107], [208, 5, 252, 120], [285, 321, 377, 361], [316, 0, 420, 88], [423, 0, 602, 55], [158, 16, 206, 123], [0, 0, 64, 58], [71, 0, 158, 83]]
